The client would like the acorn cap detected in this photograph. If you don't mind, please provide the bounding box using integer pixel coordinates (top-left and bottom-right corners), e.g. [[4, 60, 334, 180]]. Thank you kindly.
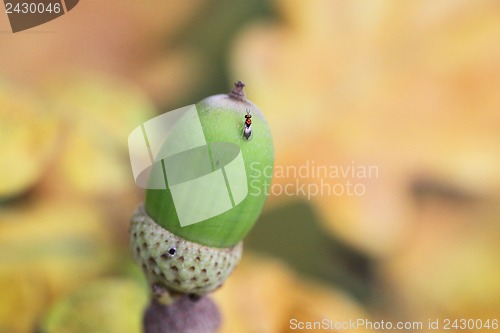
[[131, 205, 242, 303]]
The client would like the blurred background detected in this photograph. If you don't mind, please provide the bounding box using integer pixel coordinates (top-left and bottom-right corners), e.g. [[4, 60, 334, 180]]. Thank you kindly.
[[1, 0, 499, 332]]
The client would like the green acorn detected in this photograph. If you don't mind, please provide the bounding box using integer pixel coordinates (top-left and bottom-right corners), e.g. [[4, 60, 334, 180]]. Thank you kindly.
[[130, 82, 274, 304]]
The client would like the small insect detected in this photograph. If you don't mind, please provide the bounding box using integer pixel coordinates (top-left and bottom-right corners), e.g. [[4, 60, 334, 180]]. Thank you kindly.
[[243, 110, 252, 140]]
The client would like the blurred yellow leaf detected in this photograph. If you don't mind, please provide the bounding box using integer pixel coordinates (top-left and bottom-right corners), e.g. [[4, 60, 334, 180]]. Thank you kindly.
[[0, 199, 116, 333], [0, 79, 59, 198]]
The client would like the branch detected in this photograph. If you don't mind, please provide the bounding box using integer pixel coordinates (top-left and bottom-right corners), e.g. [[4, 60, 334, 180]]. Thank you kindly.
[[143, 295, 221, 333]]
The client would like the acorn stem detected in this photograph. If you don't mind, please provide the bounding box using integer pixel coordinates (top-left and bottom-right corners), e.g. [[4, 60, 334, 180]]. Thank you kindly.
[[228, 80, 246, 101], [143, 295, 221, 333]]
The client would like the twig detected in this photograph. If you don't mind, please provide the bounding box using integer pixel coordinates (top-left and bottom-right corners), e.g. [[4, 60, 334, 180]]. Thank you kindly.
[[143, 295, 221, 333]]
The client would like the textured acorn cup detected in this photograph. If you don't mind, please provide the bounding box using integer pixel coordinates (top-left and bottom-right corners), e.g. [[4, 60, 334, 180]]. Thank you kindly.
[[130, 82, 274, 305], [131, 205, 242, 300]]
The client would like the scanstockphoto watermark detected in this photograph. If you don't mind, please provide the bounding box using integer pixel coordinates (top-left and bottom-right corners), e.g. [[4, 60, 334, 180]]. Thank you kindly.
[[249, 160, 379, 199], [289, 318, 424, 331], [2, 0, 80, 33]]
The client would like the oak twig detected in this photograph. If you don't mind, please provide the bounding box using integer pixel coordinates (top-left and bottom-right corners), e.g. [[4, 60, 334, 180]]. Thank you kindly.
[[143, 295, 221, 333]]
